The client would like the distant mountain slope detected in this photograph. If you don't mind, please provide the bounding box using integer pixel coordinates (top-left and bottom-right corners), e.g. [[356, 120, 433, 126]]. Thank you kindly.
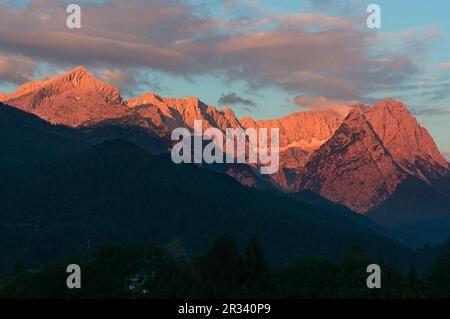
[[368, 176, 450, 245], [291, 190, 389, 236], [433, 169, 450, 194], [0, 103, 89, 168], [0, 139, 416, 273], [202, 162, 277, 191], [79, 114, 168, 155]]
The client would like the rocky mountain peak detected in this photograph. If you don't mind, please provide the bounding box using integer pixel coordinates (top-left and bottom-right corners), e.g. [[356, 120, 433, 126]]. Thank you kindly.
[[365, 98, 449, 179], [129, 92, 242, 131], [299, 108, 407, 213], [127, 92, 164, 108], [0, 66, 127, 127], [70, 65, 89, 75]]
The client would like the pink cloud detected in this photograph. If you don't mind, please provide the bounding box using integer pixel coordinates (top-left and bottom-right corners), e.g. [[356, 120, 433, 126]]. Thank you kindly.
[[414, 108, 450, 116], [437, 62, 450, 70], [294, 96, 358, 117], [0, 52, 36, 84], [0, 0, 426, 100]]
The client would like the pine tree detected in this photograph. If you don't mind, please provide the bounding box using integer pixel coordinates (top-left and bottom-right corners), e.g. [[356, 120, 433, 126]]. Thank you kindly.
[[427, 250, 450, 298], [282, 255, 337, 299], [401, 266, 426, 299], [243, 234, 273, 298], [334, 242, 375, 299], [194, 234, 245, 298]]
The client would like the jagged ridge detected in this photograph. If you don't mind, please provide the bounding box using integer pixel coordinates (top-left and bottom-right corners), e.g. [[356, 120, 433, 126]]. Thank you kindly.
[[1, 67, 448, 215]]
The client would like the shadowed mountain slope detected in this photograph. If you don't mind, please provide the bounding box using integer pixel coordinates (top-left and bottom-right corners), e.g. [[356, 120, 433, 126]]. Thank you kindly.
[[0, 139, 417, 273]]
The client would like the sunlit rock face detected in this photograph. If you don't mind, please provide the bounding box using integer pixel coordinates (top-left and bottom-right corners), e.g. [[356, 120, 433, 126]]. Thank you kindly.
[[364, 99, 449, 179], [0, 66, 127, 127], [298, 100, 449, 213]]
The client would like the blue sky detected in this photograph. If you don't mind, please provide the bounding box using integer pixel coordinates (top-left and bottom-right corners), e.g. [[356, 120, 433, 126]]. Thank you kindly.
[[1, 0, 450, 157]]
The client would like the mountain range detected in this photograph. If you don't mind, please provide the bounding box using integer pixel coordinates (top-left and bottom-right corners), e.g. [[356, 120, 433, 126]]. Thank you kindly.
[[2, 103, 424, 273], [1, 66, 449, 247]]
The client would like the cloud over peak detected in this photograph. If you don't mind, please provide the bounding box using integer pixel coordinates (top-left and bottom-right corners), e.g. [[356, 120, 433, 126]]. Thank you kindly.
[[0, 0, 426, 102], [294, 96, 358, 117]]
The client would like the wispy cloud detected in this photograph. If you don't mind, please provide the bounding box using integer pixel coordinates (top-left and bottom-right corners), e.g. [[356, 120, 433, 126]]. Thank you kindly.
[[0, 0, 433, 101], [293, 96, 359, 117], [95, 67, 165, 98], [304, 0, 363, 16], [437, 62, 450, 70], [413, 107, 450, 116], [0, 52, 36, 85], [218, 92, 256, 107]]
